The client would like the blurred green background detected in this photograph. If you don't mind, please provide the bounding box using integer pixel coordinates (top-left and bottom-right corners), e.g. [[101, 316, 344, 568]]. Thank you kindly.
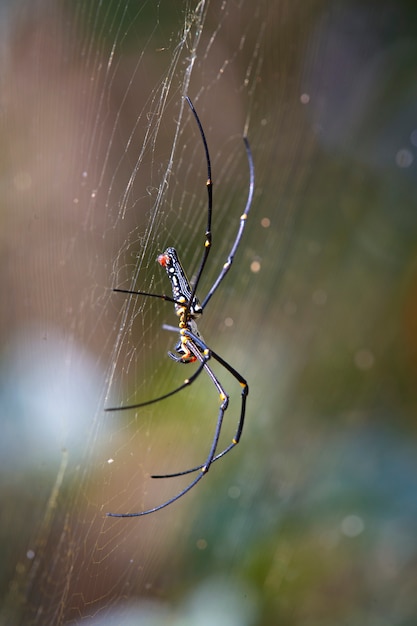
[[1, 1, 417, 624]]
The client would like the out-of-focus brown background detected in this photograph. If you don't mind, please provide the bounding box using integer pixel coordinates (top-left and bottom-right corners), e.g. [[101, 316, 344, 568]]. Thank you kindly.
[[2, 1, 417, 624]]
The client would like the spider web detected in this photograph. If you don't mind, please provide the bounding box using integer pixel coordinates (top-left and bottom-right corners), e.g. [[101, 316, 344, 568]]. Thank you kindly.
[[3, 1, 417, 625]]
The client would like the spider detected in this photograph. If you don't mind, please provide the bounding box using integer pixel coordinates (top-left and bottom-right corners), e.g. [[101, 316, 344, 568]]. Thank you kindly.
[[106, 96, 254, 517]]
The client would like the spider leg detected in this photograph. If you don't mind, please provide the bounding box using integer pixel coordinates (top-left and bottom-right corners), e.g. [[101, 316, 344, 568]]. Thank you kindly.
[[105, 356, 207, 412], [201, 136, 254, 310], [183, 97, 213, 308], [107, 471, 208, 518], [112, 287, 179, 306], [106, 339, 230, 518], [162, 323, 179, 333], [152, 332, 248, 479]]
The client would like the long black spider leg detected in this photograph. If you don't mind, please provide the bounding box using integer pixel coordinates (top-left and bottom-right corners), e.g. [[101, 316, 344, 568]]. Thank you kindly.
[[105, 287, 208, 412], [105, 356, 207, 412], [152, 330, 248, 479], [106, 340, 228, 518], [112, 287, 179, 307], [184, 97, 213, 308], [107, 470, 207, 518], [201, 136, 254, 310]]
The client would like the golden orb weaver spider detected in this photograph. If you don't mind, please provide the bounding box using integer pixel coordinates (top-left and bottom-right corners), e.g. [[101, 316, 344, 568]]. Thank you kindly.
[[106, 96, 254, 517]]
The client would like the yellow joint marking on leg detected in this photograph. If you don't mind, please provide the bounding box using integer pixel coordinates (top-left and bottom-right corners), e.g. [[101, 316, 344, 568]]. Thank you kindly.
[[239, 382, 246, 389], [206, 178, 212, 186], [203, 348, 209, 356], [223, 261, 230, 269], [240, 213, 248, 220], [232, 438, 238, 445], [220, 392, 227, 401], [205, 239, 210, 248], [184, 378, 190, 384]]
